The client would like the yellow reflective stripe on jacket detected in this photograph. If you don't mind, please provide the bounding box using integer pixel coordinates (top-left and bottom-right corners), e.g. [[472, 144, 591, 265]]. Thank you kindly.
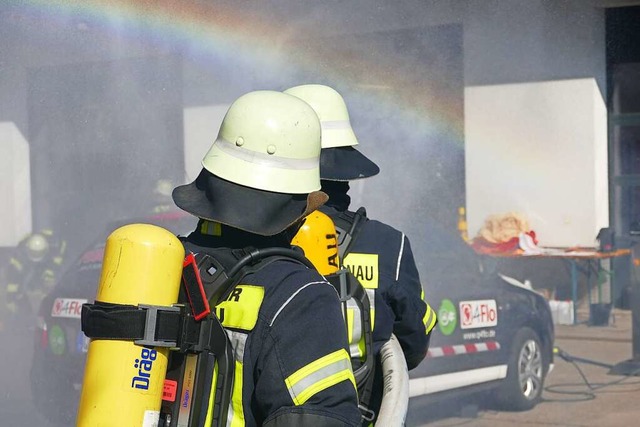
[[10, 258, 23, 271], [423, 302, 437, 334], [204, 362, 220, 427], [285, 348, 355, 406], [204, 352, 246, 427], [215, 285, 264, 331], [342, 253, 379, 289], [200, 220, 222, 236], [226, 360, 245, 427]]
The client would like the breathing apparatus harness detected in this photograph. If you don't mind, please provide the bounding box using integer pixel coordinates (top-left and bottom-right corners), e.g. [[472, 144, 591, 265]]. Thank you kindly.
[[81, 244, 314, 427], [329, 206, 378, 422]]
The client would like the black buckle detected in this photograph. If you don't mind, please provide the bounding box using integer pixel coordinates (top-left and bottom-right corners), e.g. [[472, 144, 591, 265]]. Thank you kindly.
[[134, 304, 181, 347]]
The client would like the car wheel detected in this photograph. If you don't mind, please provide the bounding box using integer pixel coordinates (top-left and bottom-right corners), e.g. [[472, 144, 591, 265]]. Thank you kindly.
[[494, 327, 545, 411]]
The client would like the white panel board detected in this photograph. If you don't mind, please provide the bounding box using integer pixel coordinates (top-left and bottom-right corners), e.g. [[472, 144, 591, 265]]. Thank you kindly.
[[465, 79, 608, 247], [0, 122, 32, 247], [183, 105, 229, 183]]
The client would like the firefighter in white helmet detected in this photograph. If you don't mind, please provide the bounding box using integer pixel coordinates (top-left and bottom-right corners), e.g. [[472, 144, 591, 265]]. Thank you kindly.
[[285, 84, 437, 423], [172, 90, 361, 426], [2, 230, 66, 329]]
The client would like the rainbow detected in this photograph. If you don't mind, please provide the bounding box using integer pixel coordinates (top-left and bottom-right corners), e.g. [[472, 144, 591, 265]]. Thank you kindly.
[[8, 0, 464, 145]]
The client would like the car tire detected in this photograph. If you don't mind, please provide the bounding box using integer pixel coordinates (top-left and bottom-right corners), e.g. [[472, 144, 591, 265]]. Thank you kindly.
[[494, 327, 545, 411]]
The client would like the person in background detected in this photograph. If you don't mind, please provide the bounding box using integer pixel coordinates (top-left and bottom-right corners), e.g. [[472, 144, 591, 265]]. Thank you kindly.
[[285, 84, 437, 423], [172, 90, 361, 426], [151, 178, 176, 214], [1, 229, 66, 328]]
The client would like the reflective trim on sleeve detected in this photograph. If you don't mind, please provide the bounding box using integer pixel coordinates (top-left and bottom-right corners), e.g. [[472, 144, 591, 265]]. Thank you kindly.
[[285, 348, 356, 406], [395, 233, 405, 281], [423, 303, 437, 334], [10, 258, 23, 271], [270, 281, 327, 327]]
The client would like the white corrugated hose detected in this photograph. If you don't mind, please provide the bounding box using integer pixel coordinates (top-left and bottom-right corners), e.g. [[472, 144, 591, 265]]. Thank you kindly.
[[375, 334, 409, 426]]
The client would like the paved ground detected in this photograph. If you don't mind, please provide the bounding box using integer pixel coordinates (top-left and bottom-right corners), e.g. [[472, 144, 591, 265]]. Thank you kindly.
[[408, 308, 640, 426]]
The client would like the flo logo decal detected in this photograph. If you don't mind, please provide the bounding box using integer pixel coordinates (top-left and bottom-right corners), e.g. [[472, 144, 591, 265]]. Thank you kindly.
[[437, 299, 457, 336], [459, 299, 498, 329]]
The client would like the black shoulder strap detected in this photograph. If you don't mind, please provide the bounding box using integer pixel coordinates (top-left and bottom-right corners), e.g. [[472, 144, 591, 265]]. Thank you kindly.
[[179, 239, 312, 302], [81, 244, 313, 348], [333, 207, 367, 259]]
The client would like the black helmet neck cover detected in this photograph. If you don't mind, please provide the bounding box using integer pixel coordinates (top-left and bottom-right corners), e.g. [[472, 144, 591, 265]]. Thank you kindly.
[[321, 180, 351, 212], [172, 168, 327, 236], [320, 147, 380, 182]]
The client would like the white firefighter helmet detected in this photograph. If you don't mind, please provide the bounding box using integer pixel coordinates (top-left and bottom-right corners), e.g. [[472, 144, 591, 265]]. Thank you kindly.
[[284, 84, 379, 181], [154, 179, 174, 198], [25, 233, 49, 262], [284, 84, 358, 149], [201, 90, 322, 194], [172, 90, 328, 236]]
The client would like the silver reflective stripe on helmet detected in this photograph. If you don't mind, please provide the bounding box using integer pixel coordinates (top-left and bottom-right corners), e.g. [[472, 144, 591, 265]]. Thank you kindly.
[[321, 120, 351, 130], [213, 137, 318, 170]]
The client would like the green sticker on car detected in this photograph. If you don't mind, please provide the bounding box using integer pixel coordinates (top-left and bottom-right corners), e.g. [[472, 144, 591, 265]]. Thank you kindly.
[[438, 299, 457, 336], [49, 324, 66, 356]]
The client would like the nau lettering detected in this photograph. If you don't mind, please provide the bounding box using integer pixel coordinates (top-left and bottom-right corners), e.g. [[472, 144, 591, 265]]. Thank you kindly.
[[342, 253, 379, 289], [131, 347, 157, 390], [347, 264, 375, 281]]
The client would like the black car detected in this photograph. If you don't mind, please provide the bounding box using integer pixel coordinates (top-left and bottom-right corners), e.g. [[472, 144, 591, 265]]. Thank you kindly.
[[30, 211, 197, 426], [407, 220, 554, 419]]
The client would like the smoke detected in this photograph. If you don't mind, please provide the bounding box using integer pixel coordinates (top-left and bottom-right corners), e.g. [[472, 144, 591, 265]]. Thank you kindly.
[[0, 0, 612, 424]]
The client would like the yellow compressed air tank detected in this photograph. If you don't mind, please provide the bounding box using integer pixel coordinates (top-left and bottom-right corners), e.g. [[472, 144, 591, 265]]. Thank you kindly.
[[291, 210, 340, 275], [76, 223, 185, 427]]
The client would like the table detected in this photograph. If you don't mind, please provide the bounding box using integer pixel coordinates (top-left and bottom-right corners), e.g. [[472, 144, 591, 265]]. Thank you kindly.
[[491, 248, 631, 324]]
